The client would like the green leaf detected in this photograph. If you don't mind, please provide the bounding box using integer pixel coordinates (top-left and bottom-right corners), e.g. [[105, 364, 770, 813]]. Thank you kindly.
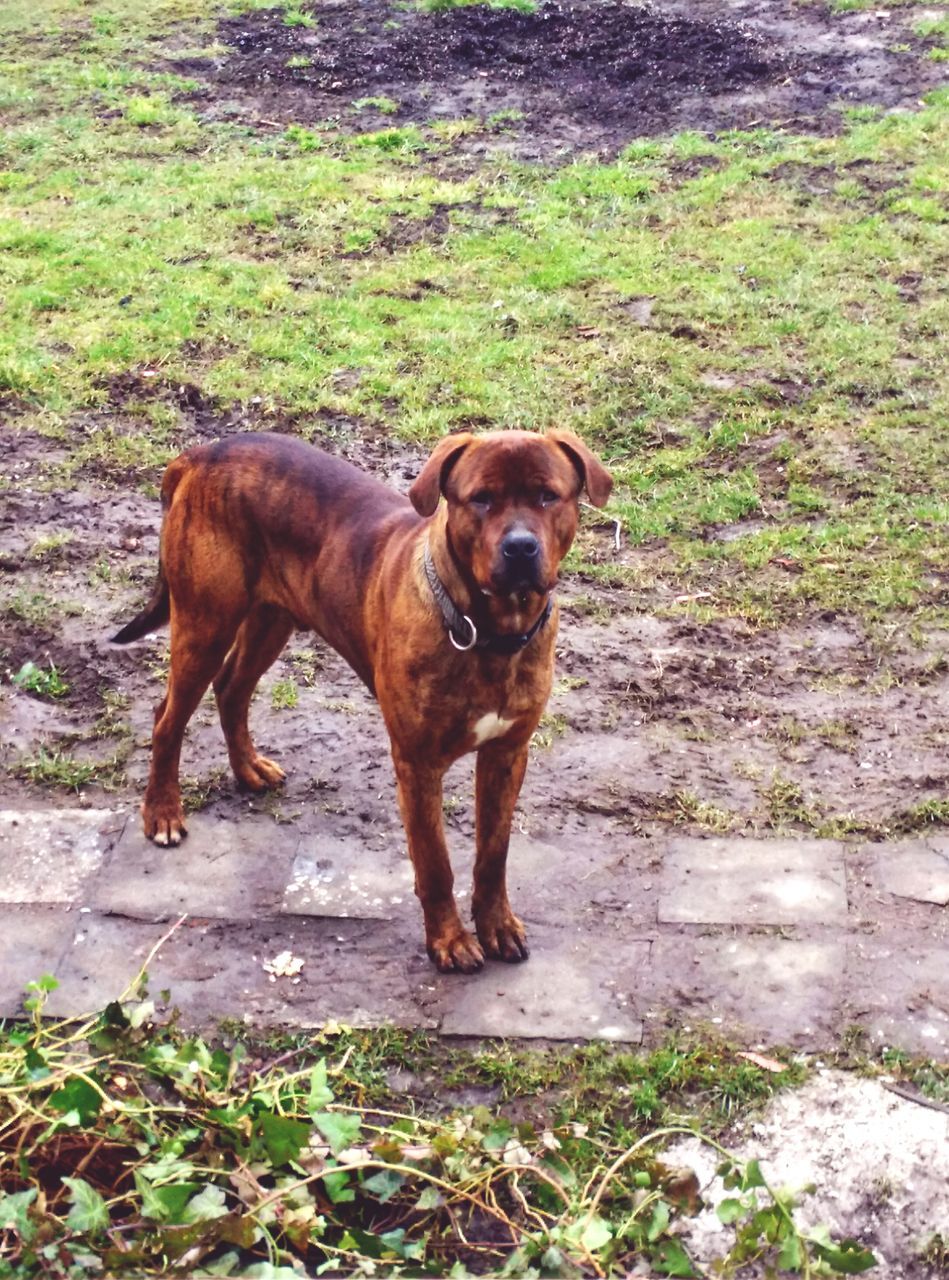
[[135, 1173, 200, 1223], [578, 1215, 612, 1253], [415, 1185, 444, 1210], [312, 1111, 361, 1156], [363, 1169, 404, 1204], [0, 1188, 37, 1240], [323, 1168, 355, 1204], [778, 1233, 804, 1270], [339, 1226, 410, 1259], [651, 1237, 698, 1277], [716, 1197, 746, 1225], [24, 1047, 49, 1082], [647, 1198, 671, 1242], [49, 1077, 102, 1126], [482, 1118, 514, 1152], [243, 1266, 304, 1279], [741, 1159, 766, 1190], [812, 1238, 877, 1273], [63, 1177, 109, 1234], [182, 1184, 228, 1224], [257, 1110, 311, 1167], [307, 1060, 334, 1112], [202, 1251, 241, 1276]]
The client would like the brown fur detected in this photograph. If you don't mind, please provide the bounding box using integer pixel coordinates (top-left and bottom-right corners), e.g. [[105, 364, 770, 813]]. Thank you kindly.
[[113, 429, 612, 972]]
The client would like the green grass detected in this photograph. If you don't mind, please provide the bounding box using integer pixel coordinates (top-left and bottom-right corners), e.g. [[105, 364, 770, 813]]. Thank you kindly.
[[0, 0, 946, 622]]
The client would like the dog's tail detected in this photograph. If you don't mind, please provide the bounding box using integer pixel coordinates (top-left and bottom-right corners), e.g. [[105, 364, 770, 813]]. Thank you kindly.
[[111, 453, 191, 645], [111, 567, 170, 644]]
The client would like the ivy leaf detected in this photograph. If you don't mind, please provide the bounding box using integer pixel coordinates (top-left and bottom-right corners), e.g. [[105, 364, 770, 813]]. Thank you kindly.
[[135, 1172, 200, 1223], [24, 1047, 49, 1082], [307, 1060, 334, 1113], [415, 1186, 444, 1210], [0, 1188, 38, 1240], [812, 1238, 877, 1273], [63, 1177, 109, 1234], [339, 1226, 412, 1259], [578, 1215, 612, 1253], [202, 1251, 240, 1276], [651, 1237, 698, 1277], [312, 1111, 361, 1156], [482, 1118, 514, 1152], [243, 1266, 306, 1279], [778, 1233, 804, 1270], [257, 1110, 311, 1167], [647, 1198, 671, 1242], [49, 1077, 102, 1126], [716, 1197, 746, 1225], [363, 1169, 404, 1204], [323, 1168, 355, 1204], [182, 1184, 228, 1224]]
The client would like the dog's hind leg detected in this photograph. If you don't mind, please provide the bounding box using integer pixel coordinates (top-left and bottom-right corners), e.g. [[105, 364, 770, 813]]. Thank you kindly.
[[143, 604, 241, 846], [213, 602, 295, 791]]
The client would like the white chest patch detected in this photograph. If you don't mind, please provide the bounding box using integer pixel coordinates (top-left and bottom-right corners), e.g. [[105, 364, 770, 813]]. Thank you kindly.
[[472, 712, 515, 746]]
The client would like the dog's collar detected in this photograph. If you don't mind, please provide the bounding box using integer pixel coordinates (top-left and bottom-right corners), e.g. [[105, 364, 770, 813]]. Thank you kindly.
[[423, 544, 553, 657]]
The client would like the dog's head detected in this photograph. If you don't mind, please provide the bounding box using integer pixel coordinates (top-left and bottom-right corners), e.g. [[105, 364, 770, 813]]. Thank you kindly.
[[409, 430, 612, 603]]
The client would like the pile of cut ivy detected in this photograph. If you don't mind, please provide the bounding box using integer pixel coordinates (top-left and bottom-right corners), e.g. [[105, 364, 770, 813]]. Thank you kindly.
[[1, 961, 876, 1277]]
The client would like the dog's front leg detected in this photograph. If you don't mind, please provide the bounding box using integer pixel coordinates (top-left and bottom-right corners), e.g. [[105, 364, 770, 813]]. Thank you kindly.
[[392, 753, 485, 974], [472, 740, 530, 963]]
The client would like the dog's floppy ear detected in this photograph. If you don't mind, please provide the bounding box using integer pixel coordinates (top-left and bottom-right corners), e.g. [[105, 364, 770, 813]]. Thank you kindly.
[[548, 430, 613, 508], [409, 433, 474, 516]]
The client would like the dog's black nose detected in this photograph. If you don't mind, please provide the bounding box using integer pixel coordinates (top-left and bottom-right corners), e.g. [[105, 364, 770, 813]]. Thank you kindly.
[[502, 530, 540, 561]]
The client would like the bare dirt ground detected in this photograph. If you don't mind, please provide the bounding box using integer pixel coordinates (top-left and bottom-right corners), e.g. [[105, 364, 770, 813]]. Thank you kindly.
[[172, 0, 947, 158]]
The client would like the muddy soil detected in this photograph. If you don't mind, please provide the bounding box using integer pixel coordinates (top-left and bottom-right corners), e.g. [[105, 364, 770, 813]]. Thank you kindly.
[[170, 0, 947, 158]]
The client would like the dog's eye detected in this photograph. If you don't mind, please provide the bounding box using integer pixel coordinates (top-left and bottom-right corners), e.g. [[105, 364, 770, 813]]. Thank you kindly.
[[538, 489, 560, 507], [469, 490, 494, 508]]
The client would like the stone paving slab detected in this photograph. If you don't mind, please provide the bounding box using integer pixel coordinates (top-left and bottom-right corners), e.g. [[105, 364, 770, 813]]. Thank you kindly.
[[92, 813, 302, 919], [0, 906, 77, 1016], [2, 809, 946, 1048], [283, 839, 415, 920], [435, 930, 647, 1042], [0, 809, 122, 904], [658, 838, 848, 925], [874, 837, 949, 906], [646, 937, 845, 1046], [46, 913, 439, 1029], [844, 941, 949, 1055]]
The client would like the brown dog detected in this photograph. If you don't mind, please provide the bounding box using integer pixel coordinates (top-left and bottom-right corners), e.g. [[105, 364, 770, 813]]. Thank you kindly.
[[113, 430, 611, 972]]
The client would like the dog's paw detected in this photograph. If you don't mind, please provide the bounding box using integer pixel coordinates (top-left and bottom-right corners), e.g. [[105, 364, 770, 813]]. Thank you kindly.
[[476, 911, 529, 964], [235, 754, 286, 791], [428, 928, 485, 974], [142, 799, 187, 847]]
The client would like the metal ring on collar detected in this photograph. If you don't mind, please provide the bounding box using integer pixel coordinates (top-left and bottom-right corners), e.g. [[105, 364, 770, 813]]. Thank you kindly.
[[449, 615, 478, 651]]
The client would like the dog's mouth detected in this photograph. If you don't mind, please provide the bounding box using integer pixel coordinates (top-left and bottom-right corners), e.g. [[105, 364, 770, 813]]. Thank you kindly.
[[485, 568, 555, 602], [489, 568, 546, 597]]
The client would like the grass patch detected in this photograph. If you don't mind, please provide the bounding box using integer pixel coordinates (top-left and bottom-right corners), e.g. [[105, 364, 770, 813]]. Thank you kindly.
[[13, 746, 125, 792], [0, 0, 946, 621], [0, 27, 943, 620]]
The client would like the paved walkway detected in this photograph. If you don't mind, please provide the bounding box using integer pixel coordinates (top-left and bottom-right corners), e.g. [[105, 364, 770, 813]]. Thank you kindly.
[[1, 808, 946, 1052]]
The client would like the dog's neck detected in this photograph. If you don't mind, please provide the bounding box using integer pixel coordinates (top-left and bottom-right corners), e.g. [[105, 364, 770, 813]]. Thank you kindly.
[[425, 513, 550, 640]]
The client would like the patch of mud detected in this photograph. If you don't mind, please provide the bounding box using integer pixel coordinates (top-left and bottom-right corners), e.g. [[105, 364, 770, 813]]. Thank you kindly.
[[667, 1071, 949, 1279], [168, 0, 946, 157]]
